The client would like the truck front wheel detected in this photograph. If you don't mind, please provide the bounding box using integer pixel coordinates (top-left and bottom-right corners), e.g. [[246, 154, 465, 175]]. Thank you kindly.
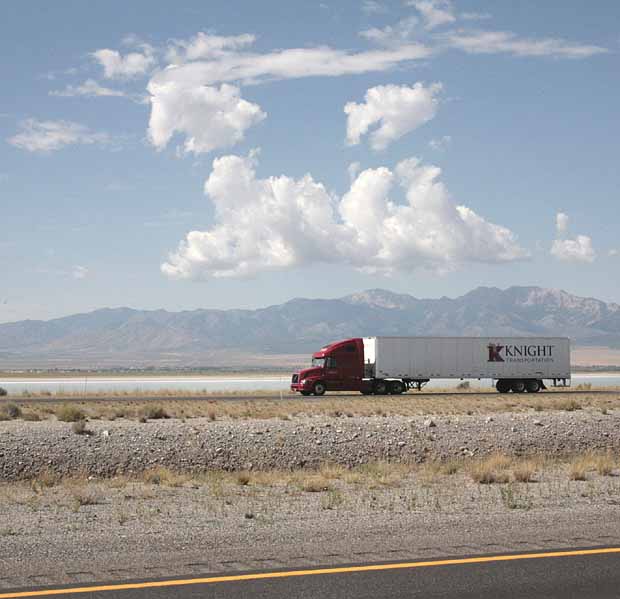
[[313, 381, 326, 396]]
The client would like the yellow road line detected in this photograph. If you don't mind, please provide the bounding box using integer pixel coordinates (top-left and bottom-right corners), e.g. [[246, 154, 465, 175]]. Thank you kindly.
[[2, 547, 620, 598]]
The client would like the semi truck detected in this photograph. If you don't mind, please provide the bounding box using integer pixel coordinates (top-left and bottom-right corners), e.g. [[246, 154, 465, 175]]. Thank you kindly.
[[290, 336, 571, 396]]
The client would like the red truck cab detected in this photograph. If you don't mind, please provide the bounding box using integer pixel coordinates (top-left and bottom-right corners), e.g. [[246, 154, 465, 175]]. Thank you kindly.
[[290, 337, 370, 395]]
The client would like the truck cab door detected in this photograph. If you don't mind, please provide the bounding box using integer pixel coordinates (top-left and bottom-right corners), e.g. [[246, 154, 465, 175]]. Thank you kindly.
[[324, 356, 342, 390]]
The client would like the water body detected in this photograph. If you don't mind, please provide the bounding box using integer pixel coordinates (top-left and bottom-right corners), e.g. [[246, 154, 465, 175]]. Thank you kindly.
[[1, 373, 619, 395]]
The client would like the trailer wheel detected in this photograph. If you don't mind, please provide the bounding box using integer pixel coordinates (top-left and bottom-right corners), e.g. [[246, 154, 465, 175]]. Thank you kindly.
[[373, 380, 388, 395], [313, 381, 326, 396], [496, 380, 511, 393], [390, 380, 405, 395], [511, 379, 526, 393], [525, 379, 541, 393]]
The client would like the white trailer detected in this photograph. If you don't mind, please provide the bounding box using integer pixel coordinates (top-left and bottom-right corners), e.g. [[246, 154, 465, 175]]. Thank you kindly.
[[363, 336, 571, 393]]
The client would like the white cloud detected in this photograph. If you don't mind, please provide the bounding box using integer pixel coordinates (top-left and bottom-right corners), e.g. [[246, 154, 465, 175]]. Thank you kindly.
[[556, 211, 569, 234], [551, 236, 596, 263], [609, 249, 619, 257], [161, 153, 527, 279], [7, 119, 110, 153], [551, 212, 595, 262], [148, 82, 266, 155], [50, 79, 126, 98], [72, 265, 89, 280], [359, 17, 419, 47], [92, 45, 156, 79], [149, 38, 431, 89], [348, 161, 361, 182], [408, 0, 455, 30], [429, 134, 451, 150], [345, 83, 442, 150], [145, 34, 430, 155], [166, 32, 256, 63], [361, 1, 387, 15], [442, 29, 608, 58]]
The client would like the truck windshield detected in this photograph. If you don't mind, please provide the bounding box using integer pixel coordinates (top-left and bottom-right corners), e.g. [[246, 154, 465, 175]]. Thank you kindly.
[[311, 357, 325, 368]]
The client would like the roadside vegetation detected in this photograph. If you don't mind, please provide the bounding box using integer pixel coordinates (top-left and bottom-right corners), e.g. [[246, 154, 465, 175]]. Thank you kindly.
[[2, 453, 619, 518], [1, 391, 620, 422]]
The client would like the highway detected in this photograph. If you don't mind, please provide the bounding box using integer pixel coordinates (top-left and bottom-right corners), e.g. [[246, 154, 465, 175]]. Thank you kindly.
[[2, 547, 619, 599]]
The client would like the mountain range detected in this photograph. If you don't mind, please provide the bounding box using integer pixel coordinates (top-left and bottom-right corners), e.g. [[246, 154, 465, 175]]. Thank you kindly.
[[1, 286, 619, 368]]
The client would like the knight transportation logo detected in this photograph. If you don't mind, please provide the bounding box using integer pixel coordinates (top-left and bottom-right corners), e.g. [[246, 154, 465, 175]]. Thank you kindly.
[[488, 343, 555, 363]]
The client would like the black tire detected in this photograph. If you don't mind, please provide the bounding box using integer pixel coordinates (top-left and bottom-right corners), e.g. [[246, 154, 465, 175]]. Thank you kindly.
[[374, 380, 388, 395], [301, 391, 311, 396], [525, 379, 541, 393], [313, 381, 326, 396], [496, 380, 511, 393], [390, 380, 405, 395], [511, 379, 526, 393]]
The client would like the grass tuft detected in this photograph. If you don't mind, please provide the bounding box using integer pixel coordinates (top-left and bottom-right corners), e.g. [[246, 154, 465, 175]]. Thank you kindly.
[[56, 404, 86, 422]]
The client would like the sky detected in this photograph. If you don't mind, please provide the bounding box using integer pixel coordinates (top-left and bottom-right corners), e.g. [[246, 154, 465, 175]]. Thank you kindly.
[[1, 0, 619, 323]]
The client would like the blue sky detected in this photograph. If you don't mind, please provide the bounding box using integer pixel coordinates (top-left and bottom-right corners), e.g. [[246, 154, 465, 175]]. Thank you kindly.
[[1, 0, 619, 323]]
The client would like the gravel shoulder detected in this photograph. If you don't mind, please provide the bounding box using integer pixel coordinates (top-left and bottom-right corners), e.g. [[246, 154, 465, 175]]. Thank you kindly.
[[1, 409, 620, 479]]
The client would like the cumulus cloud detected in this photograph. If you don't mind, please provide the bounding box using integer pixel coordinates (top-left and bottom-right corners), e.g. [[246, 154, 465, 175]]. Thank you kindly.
[[7, 119, 110, 153], [555, 211, 569, 234], [551, 236, 595, 263], [550, 212, 595, 263], [145, 34, 430, 154], [161, 153, 527, 279], [407, 0, 455, 30], [442, 29, 607, 58], [92, 45, 156, 78], [50, 79, 126, 98], [345, 83, 442, 150], [148, 83, 266, 155]]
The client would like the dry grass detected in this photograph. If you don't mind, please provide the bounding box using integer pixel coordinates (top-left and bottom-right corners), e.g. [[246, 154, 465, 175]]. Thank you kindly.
[[468, 454, 512, 484], [568, 452, 617, 480], [56, 404, 86, 422], [141, 467, 189, 487], [6, 389, 619, 424]]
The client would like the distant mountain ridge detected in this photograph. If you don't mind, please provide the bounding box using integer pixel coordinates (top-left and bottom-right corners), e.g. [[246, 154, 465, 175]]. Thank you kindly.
[[1, 286, 619, 368]]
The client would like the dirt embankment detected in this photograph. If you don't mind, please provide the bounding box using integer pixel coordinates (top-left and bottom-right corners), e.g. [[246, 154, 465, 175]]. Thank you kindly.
[[1, 409, 619, 480]]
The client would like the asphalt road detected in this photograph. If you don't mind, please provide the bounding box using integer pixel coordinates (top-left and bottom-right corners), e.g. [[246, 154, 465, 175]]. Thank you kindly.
[[3, 547, 620, 599]]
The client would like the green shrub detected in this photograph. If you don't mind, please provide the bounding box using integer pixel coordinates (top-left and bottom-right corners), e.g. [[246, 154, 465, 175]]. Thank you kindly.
[[0, 387, 7, 397]]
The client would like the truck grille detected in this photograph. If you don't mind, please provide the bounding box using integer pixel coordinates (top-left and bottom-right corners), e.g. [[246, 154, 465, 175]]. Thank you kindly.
[[291, 374, 299, 383]]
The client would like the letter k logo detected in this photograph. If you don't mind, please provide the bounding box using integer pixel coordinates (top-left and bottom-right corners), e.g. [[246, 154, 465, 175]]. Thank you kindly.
[[488, 344, 504, 362]]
